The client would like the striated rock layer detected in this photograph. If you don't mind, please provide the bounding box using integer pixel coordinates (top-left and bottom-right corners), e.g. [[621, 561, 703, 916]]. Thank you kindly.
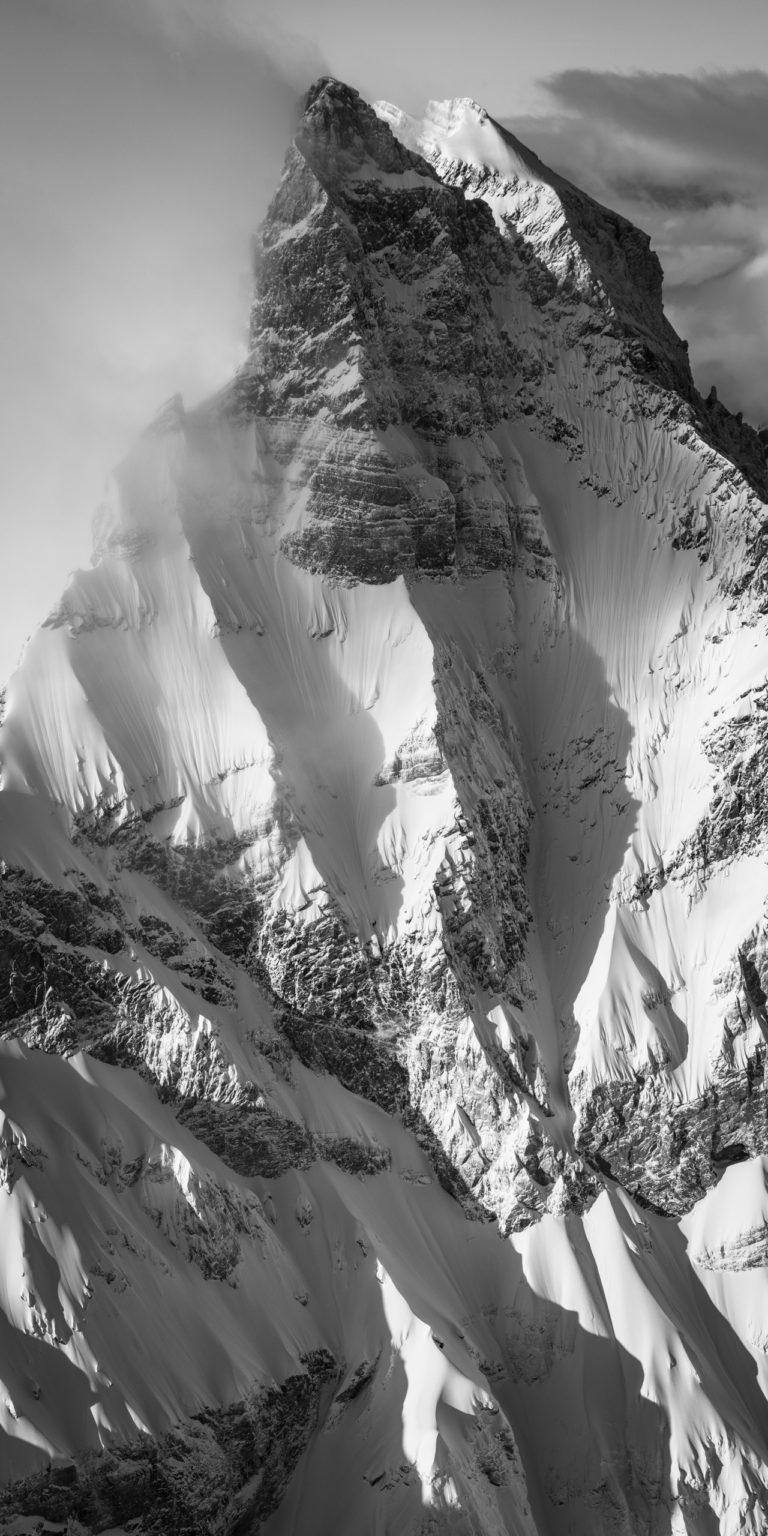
[[2, 76, 768, 1534]]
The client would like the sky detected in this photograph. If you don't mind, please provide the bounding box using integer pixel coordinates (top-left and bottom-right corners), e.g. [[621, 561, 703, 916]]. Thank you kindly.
[[1, 0, 768, 681]]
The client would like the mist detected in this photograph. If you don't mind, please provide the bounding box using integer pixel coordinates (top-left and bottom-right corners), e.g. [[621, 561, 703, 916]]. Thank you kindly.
[[0, 0, 321, 682]]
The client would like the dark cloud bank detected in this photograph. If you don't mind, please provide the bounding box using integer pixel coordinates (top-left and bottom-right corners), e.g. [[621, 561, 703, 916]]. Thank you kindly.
[[506, 69, 768, 426]]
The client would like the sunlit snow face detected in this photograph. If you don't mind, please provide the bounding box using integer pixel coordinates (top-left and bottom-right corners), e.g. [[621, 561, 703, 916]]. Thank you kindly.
[[377, 1262, 488, 1506]]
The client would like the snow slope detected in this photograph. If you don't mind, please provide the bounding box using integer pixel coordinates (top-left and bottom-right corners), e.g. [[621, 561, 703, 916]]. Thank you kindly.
[[1, 75, 768, 1535]]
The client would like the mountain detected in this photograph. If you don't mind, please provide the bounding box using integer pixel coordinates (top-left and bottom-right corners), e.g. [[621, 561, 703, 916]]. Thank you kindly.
[[2, 75, 768, 1535]]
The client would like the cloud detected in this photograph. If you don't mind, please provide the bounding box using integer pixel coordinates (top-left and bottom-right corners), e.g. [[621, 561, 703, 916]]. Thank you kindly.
[[505, 70, 768, 428], [116, 0, 322, 75], [0, 0, 324, 679]]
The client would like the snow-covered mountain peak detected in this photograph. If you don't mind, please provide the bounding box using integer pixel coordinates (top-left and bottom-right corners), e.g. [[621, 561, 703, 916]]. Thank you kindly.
[[374, 94, 548, 187], [293, 75, 437, 190], [3, 73, 768, 1536]]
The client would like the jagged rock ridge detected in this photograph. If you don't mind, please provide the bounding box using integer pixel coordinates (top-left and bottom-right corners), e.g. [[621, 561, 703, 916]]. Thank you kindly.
[[1, 75, 768, 1535]]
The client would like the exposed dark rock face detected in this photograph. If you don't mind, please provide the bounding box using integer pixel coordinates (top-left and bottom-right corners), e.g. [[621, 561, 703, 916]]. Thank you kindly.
[[177, 1098, 391, 1180], [222, 82, 538, 582], [0, 1352, 339, 1534], [575, 1043, 768, 1217]]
